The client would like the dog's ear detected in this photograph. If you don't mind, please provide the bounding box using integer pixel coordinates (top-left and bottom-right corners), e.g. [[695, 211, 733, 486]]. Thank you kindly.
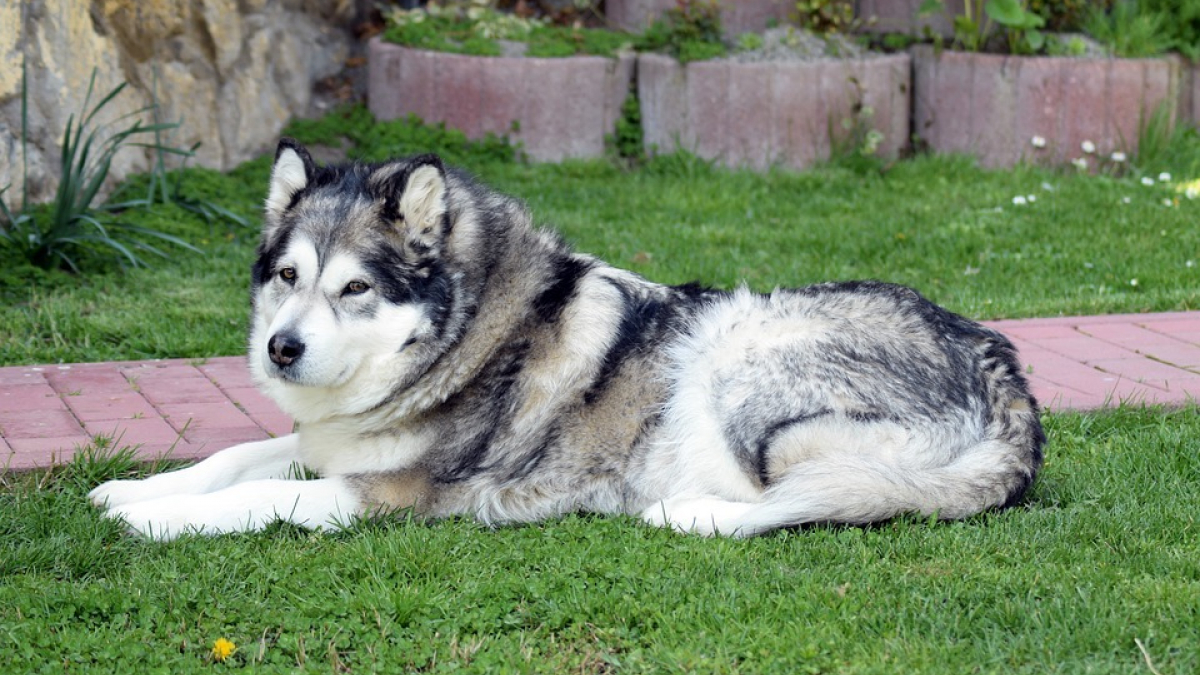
[[265, 138, 315, 219], [377, 154, 448, 259]]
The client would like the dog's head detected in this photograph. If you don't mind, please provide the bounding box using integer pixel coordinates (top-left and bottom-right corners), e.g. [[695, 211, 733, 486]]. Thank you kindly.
[[248, 139, 458, 420]]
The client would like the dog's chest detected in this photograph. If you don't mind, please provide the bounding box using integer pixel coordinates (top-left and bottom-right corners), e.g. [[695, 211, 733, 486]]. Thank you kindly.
[[298, 421, 435, 476]]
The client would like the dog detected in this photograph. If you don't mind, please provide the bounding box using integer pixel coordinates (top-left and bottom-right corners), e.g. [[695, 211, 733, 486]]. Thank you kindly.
[[89, 139, 1045, 540]]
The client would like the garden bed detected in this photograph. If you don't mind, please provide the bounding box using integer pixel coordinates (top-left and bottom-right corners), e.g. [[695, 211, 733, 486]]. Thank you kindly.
[[367, 38, 634, 162]]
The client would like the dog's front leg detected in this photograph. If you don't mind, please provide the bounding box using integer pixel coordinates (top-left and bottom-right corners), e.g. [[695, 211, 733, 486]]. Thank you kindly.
[[105, 476, 362, 541], [89, 434, 303, 510]]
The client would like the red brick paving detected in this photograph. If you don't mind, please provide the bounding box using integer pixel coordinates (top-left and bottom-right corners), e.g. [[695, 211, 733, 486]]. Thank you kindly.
[[1, 311, 1198, 471], [989, 311, 1200, 411]]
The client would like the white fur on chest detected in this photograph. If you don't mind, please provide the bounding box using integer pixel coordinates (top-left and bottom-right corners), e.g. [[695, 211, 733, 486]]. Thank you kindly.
[[298, 420, 434, 476]]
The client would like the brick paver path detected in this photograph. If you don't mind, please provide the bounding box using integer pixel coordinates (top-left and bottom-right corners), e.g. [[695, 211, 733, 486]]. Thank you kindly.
[[2, 311, 1198, 471]]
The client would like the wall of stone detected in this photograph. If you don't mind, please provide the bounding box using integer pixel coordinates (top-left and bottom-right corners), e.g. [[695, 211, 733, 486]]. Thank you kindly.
[[1, 0, 357, 207]]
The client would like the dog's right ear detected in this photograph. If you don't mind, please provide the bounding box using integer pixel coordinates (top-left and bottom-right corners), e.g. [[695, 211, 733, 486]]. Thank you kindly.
[[265, 138, 315, 219]]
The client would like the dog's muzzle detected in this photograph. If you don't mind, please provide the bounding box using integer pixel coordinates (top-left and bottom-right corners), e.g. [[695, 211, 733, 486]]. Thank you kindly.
[[268, 332, 306, 368]]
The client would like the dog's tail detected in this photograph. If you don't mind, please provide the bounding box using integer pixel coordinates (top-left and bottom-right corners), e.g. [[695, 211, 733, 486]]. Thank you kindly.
[[712, 436, 1040, 537]]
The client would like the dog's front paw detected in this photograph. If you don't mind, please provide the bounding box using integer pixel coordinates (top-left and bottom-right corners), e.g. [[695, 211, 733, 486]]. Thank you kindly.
[[89, 479, 158, 510], [103, 495, 209, 541]]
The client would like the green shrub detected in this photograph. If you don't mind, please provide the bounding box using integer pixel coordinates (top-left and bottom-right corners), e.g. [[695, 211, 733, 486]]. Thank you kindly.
[[1084, 0, 1174, 57], [794, 0, 858, 34], [1136, 0, 1200, 59], [1028, 0, 1112, 31], [282, 105, 519, 166], [637, 0, 728, 63], [382, 2, 632, 58]]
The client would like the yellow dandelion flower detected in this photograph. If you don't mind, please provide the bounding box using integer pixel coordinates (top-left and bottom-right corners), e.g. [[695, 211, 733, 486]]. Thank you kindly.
[[212, 638, 236, 662]]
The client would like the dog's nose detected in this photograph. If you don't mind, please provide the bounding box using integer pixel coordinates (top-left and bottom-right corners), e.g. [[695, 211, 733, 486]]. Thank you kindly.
[[268, 332, 305, 367]]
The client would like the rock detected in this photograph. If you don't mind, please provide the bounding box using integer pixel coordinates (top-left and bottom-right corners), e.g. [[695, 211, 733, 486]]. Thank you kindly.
[[0, 0, 356, 209]]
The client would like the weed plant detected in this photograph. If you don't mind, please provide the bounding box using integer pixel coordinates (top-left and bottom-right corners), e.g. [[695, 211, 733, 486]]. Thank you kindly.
[[637, 0, 728, 63], [1136, 0, 1200, 59], [1084, 0, 1173, 57], [0, 70, 201, 272]]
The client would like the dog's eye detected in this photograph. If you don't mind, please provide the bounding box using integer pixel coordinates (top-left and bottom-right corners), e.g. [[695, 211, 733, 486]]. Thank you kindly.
[[344, 280, 370, 296], [279, 267, 296, 283]]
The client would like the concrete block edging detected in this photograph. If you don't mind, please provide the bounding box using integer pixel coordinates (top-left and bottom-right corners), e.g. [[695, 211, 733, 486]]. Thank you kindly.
[[912, 46, 1183, 168], [369, 34, 1188, 171], [367, 38, 635, 163], [638, 52, 912, 171]]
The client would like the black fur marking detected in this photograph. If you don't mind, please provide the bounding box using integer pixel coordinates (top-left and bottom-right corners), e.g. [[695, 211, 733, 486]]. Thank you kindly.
[[504, 429, 557, 482], [1000, 470, 1036, 509], [434, 340, 532, 484], [533, 255, 593, 324], [752, 410, 833, 486], [845, 410, 890, 424], [252, 224, 295, 287], [582, 280, 719, 405], [582, 282, 664, 405]]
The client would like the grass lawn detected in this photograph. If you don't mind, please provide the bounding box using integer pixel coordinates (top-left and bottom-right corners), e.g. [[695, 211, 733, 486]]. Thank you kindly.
[[1, 110, 1198, 672]]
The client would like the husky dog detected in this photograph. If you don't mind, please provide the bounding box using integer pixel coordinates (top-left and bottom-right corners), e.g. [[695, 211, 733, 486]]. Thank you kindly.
[[89, 139, 1045, 540]]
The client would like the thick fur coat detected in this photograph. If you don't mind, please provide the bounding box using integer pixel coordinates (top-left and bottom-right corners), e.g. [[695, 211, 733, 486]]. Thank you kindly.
[[90, 140, 1045, 539]]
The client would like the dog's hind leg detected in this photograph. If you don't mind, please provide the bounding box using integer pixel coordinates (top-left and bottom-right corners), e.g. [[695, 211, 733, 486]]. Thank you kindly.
[[640, 495, 760, 537], [89, 434, 302, 509], [682, 439, 1035, 537]]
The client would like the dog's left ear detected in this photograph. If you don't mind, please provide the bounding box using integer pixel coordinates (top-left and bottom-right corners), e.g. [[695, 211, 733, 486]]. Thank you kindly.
[[381, 154, 448, 259]]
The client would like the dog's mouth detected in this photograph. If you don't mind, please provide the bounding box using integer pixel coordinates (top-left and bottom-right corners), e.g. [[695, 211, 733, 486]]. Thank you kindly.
[[265, 357, 353, 389]]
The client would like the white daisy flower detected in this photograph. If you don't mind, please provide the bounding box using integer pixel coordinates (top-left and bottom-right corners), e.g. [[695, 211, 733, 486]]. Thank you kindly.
[[1081, 140, 1096, 154], [1142, 177, 1156, 186], [1012, 195, 1028, 206], [1071, 157, 1088, 171], [1111, 151, 1126, 163], [1031, 136, 1047, 149], [1159, 172, 1172, 182]]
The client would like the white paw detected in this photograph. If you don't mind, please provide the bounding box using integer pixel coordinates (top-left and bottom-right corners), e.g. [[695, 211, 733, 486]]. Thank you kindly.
[[100, 478, 360, 541], [640, 496, 758, 537], [89, 478, 165, 509], [104, 495, 211, 541]]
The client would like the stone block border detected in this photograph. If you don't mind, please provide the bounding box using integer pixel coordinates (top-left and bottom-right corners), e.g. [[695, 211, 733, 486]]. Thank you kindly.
[[912, 46, 1182, 168], [638, 52, 911, 170], [368, 38, 1190, 171], [368, 38, 634, 163]]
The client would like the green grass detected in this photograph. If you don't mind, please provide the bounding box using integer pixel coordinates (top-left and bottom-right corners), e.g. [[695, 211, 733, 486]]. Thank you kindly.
[[3, 140, 1199, 365], [2, 111, 1199, 672], [1, 407, 1197, 673]]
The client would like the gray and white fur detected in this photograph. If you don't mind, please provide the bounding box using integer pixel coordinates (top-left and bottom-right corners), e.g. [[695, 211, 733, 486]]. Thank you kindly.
[[90, 140, 1045, 540]]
